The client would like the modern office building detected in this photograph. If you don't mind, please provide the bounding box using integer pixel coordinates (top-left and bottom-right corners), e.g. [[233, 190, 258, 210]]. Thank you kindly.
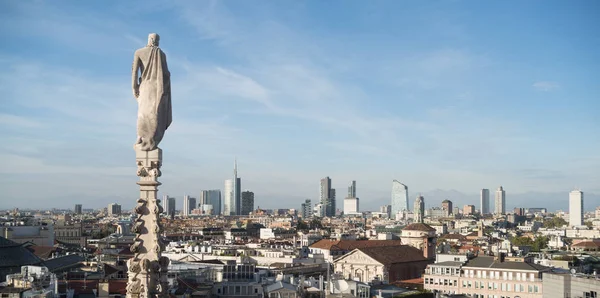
[[495, 186, 506, 215], [107, 203, 121, 217], [241, 190, 254, 215], [343, 197, 359, 214], [164, 195, 176, 217], [414, 195, 425, 223], [348, 180, 356, 197], [463, 205, 475, 215], [183, 195, 196, 217], [569, 189, 584, 227], [301, 199, 312, 218], [200, 189, 221, 215], [74, 204, 82, 214], [224, 179, 233, 215], [320, 177, 336, 217], [441, 200, 453, 216], [224, 160, 242, 216], [380, 205, 392, 218], [480, 189, 490, 215], [391, 180, 409, 220]]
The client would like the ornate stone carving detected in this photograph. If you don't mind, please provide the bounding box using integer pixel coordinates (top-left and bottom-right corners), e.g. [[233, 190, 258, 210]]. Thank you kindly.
[[128, 92, 169, 298], [130, 241, 143, 253], [127, 278, 142, 294], [132, 33, 172, 151]]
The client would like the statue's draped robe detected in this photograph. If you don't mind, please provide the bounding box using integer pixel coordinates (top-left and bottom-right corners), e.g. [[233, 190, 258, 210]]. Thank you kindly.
[[136, 46, 172, 151]]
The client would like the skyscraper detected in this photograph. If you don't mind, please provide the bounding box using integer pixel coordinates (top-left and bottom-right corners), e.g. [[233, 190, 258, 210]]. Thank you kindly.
[[224, 160, 242, 216], [74, 204, 82, 214], [320, 177, 336, 217], [391, 180, 409, 220], [569, 189, 584, 227], [200, 190, 222, 215], [164, 196, 176, 217], [495, 186, 506, 215], [380, 205, 391, 218], [414, 195, 425, 223], [233, 159, 241, 215], [301, 199, 312, 218], [108, 203, 121, 217], [224, 179, 233, 215], [441, 200, 453, 216], [183, 195, 196, 217], [348, 180, 356, 197], [480, 189, 490, 215], [241, 190, 254, 215]]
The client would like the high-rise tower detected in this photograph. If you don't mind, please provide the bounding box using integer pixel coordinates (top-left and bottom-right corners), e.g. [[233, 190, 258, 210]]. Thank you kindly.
[[233, 159, 241, 215], [569, 189, 584, 227], [224, 159, 242, 216], [414, 195, 425, 223], [200, 190, 221, 215], [164, 196, 176, 218], [480, 189, 490, 214], [391, 180, 409, 220], [495, 186, 506, 215], [301, 199, 312, 218], [320, 177, 335, 217], [241, 190, 254, 215], [348, 180, 356, 197], [183, 195, 195, 217]]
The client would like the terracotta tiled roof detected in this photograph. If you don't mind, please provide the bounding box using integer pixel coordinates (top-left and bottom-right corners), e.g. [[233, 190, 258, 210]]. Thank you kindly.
[[403, 223, 436, 232], [26, 246, 56, 260], [440, 234, 467, 241], [572, 239, 600, 248], [398, 277, 424, 284], [357, 245, 427, 265], [309, 239, 404, 251]]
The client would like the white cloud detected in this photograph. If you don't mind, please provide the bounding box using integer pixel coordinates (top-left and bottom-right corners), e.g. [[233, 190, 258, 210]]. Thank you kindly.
[[532, 81, 560, 91]]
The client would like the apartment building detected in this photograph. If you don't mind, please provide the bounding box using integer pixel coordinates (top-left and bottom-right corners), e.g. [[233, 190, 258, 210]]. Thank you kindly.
[[424, 254, 551, 298]]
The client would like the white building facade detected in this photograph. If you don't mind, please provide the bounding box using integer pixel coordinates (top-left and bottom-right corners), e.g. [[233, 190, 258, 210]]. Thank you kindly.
[[569, 190, 584, 227]]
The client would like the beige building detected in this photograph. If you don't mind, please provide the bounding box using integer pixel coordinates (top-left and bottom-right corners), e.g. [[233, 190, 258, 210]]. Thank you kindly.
[[543, 272, 600, 298], [463, 205, 475, 215], [424, 255, 550, 298], [333, 245, 429, 284], [400, 223, 437, 260]]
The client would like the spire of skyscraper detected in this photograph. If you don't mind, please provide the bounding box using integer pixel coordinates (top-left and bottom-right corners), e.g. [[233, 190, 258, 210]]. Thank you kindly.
[[234, 157, 238, 178]]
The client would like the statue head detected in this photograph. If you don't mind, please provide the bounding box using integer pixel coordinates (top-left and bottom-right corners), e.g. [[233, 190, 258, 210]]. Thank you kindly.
[[147, 33, 160, 47]]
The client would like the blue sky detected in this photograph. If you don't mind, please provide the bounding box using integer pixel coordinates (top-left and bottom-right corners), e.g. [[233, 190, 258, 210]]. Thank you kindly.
[[1, 0, 598, 210]]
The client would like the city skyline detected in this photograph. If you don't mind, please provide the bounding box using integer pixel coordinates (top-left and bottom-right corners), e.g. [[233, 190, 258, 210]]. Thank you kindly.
[[1, 1, 599, 209]]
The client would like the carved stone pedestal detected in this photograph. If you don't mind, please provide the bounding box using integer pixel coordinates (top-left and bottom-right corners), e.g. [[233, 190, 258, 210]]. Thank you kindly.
[[126, 148, 169, 298]]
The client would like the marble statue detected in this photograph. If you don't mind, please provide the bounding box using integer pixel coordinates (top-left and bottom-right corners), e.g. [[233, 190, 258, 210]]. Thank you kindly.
[[132, 33, 172, 151]]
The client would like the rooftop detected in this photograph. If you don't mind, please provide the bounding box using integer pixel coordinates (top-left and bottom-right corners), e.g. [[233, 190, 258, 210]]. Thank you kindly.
[[402, 223, 436, 232], [309, 239, 404, 251], [355, 245, 427, 265], [463, 256, 550, 272]]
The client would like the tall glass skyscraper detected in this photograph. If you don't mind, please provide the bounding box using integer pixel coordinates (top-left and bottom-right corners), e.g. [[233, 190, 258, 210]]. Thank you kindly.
[[224, 180, 233, 215], [224, 160, 241, 216], [200, 190, 221, 215], [391, 180, 408, 219], [320, 177, 335, 217], [480, 189, 490, 214]]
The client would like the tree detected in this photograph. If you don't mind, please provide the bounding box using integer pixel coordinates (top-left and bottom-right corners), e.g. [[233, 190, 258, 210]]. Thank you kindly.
[[543, 217, 567, 229], [297, 220, 309, 231], [532, 236, 549, 251]]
